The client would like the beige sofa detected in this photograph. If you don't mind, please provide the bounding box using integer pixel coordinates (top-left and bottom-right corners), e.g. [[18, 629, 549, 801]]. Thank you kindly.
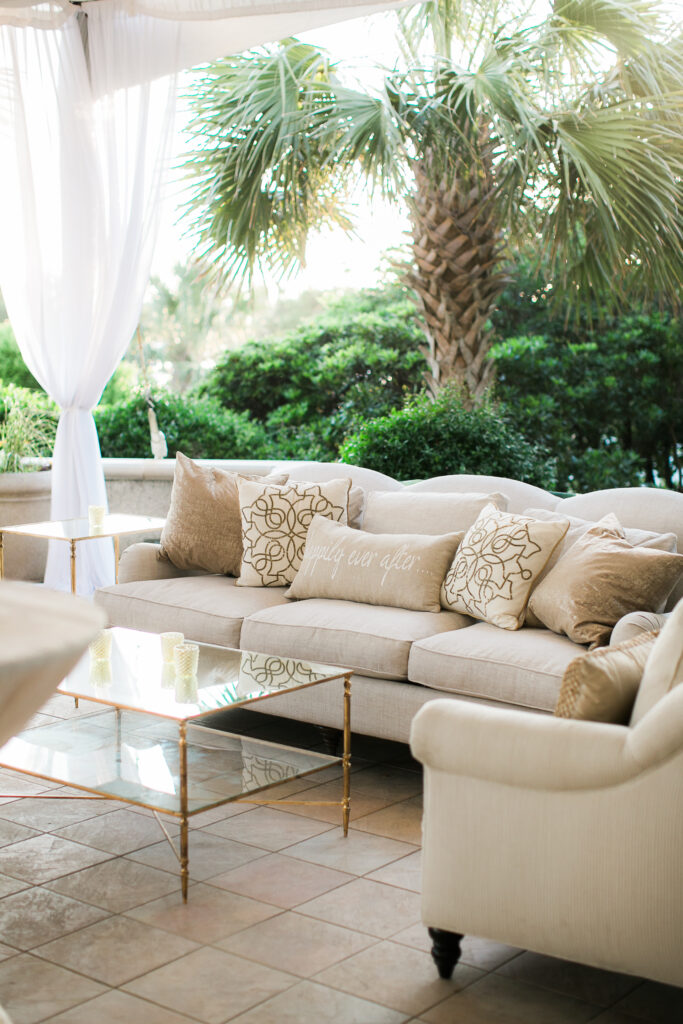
[[95, 461, 683, 743]]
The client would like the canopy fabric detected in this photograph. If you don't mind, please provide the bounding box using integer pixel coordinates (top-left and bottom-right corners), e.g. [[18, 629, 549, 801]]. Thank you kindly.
[[0, 0, 407, 594]]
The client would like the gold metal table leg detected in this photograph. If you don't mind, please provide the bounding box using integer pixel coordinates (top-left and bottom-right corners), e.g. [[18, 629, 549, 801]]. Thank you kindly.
[[69, 539, 77, 595], [179, 720, 189, 902], [114, 535, 120, 584], [342, 674, 351, 837], [0, 532, 4, 579]]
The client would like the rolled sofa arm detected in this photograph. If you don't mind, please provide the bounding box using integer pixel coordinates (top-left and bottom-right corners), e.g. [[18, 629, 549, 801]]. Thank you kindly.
[[610, 610, 669, 645], [117, 543, 192, 584], [410, 699, 636, 792]]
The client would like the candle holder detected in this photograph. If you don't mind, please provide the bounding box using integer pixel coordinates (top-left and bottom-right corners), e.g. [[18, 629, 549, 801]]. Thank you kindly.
[[160, 663, 176, 689], [90, 659, 112, 686], [89, 629, 112, 662], [174, 642, 199, 679], [175, 673, 198, 704], [88, 505, 105, 531], [161, 632, 184, 663]]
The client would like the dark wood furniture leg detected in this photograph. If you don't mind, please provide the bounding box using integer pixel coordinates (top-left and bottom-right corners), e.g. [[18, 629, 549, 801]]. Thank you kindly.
[[428, 928, 464, 979]]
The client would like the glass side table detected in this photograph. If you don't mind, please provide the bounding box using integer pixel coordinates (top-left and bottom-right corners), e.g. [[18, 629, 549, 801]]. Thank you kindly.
[[0, 514, 165, 594]]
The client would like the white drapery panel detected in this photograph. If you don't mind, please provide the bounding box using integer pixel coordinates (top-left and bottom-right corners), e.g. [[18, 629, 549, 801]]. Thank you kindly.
[[0, 6, 179, 592]]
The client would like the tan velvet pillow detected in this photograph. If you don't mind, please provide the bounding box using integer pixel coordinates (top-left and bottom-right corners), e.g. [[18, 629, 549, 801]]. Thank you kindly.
[[159, 453, 288, 576], [362, 490, 508, 535], [237, 478, 351, 587], [440, 504, 570, 630], [555, 630, 659, 723], [528, 526, 683, 648], [287, 515, 463, 612]]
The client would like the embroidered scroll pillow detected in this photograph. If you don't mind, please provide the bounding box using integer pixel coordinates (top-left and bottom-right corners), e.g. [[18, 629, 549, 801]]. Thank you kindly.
[[237, 478, 351, 587], [159, 452, 288, 576], [287, 516, 463, 612], [440, 504, 570, 630]]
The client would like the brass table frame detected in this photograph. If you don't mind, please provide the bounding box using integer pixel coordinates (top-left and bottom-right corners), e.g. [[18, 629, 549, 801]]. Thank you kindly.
[[0, 513, 165, 594], [0, 656, 352, 903]]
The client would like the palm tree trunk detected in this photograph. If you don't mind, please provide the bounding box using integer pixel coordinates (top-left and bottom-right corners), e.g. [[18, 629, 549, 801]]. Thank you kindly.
[[408, 146, 509, 404]]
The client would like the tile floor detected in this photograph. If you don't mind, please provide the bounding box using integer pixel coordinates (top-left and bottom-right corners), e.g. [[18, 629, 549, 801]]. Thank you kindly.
[[0, 696, 680, 1024]]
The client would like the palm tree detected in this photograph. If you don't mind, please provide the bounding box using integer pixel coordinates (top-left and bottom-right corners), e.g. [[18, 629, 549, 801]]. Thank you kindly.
[[183, 0, 683, 401]]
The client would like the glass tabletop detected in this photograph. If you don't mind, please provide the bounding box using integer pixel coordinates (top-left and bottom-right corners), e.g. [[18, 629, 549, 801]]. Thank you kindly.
[[59, 627, 348, 721], [0, 514, 165, 541], [0, 710, 336, 815]]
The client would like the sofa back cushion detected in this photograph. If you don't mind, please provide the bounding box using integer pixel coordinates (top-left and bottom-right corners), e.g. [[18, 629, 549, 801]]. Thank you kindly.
[[287, 515, 462, 613], [440, 504, 569, 630], [237, 478, 351, 588], [405, 474, 557, 514], [362, 490, 508, 536], [630, 598, 683, 725]]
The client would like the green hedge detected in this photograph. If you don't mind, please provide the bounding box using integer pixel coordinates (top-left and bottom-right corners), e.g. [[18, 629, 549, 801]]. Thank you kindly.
[[339, 384, 556, 487], [94, 391, 269, 460]]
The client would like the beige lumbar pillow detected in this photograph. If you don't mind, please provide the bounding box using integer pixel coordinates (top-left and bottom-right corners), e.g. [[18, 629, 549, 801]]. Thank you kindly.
[[555, 630, 659, 723], [237, 478, 351, 587], [160, 452, 288, 576], [288, 515, 463, 613], [629, 598, 683, 725], [527, 524, 683, 649], [440, 503, 569, 630], [362, 490, 508, 536]]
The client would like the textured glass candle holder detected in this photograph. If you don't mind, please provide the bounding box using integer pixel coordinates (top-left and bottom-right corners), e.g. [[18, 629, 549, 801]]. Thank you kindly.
[[161, 632, 184, 663], [89, 659, 112, 686], [174, 643, 199, 679], [160, 663, 176, 689], [89, 630, 112, 661], [88, 505, 105, 530], [175, 673, 199, 704]]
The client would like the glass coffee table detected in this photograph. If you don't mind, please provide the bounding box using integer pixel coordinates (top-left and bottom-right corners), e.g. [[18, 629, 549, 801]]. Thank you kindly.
[[0, 514, 165, 593], [0, 628, 352, 901]]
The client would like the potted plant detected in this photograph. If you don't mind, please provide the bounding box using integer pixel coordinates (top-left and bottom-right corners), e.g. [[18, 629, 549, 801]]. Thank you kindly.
[[0, 388, 56, 580]]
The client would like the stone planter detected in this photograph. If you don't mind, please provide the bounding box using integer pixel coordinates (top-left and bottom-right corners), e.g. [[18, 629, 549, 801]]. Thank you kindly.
[[0, 469, 52, 581]]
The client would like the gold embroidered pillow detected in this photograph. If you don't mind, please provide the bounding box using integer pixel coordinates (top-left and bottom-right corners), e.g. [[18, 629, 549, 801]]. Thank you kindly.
[[237, 478, 351, 587], [159, 452, 288, 576], [287, 516, 463, 612], [527, 527, 683, 648], [440, 504, 570, 630], [555, 630, 659, 723]]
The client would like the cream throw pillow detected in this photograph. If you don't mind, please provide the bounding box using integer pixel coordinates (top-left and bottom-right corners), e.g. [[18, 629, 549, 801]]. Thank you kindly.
[[629, 598, 683, 725], [362, 490, 508, 535], [555, 630, 659, 723], [287, 516, 463, 612], [528, 525, 683, 648], [440, 504, 569, 630], [159, 453, 288, 576], [237, 478, 351, 587]]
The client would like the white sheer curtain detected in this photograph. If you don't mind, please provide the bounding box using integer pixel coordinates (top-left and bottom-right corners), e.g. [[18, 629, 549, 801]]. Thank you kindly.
[[0, 4, 178, 592]]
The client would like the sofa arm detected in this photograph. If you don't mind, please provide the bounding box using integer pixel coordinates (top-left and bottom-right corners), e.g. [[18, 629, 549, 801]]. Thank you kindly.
[[117, 543, 193, 584], [610, 610, 668, 646], [410, 700, 637, 792]]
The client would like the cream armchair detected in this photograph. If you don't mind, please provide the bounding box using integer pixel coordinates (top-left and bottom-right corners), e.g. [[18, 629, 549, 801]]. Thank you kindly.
[[410, 676, 683, 987]]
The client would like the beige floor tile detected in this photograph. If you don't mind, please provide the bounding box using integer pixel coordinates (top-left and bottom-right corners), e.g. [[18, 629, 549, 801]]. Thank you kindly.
[[0, 942, 16, 961], [53, 807, 180, 855], [0, 952, 106, 1024], [227, 978, 408, 1023], [188, 802, 253, 828], [0, 872, 29, 898], [43, 988, 203, 1023], [367, 850, 422, 892], [123, 946, 296, 1024], [0, 886, 108, 950], [127, 831, 267, 880], [218, 909, 377, 977], [0, 795, 111, 833], [498, 950, 642, 1007], [284, 827, 418, 876], [353, 797, 423, 845], [419, 972, 599, 1024], [391, 922, 432, 954], [35, 914, 199, 987], [46, 857, 182, 913], [124, 882, 280, 943], [613, 979, 683, 1022], [272, 778, 389, 824], [392, 928, 522, 971], [350, 765, 423, 802], [202, 806, 335, 851], [0, 771, 62, 796], [0, 818, 40, 847], [298, 878, 422, 938], [0, 834, 112, 885], [315, 938, 483, 1016], [209, 852, 352, 909]]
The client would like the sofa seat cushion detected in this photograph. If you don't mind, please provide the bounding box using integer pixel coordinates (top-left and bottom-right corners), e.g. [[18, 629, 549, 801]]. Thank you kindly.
[[241, 599, 471, 680], [96, 576, 290, 648], [408, 623, 583, 711]]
